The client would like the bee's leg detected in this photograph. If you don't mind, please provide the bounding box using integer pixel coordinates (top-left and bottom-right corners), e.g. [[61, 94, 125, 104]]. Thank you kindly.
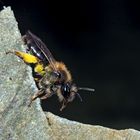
[[40, 92, 54, 100], [22, 34, 28, 44], [28, 89, 44, 107], [22, 35, 32, 52], [60, 100, 68, 111], [6, 50, 39, 64]]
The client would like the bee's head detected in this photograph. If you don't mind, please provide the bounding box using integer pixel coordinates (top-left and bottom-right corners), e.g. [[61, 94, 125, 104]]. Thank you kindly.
[[60, 83, 80, 111], [60, 82, 95, 111], [61, 83, 77, 100]]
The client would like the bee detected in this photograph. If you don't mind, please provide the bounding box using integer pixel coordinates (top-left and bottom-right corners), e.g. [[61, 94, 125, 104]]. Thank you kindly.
[[7, 31, 95, 111]]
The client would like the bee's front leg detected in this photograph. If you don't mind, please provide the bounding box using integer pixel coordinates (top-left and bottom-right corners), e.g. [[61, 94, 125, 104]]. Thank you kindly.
[[28, 89, 44, 107], [60, 100, 68, 111]]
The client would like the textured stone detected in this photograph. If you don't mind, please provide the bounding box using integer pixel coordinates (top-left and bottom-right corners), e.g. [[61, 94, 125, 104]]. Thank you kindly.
[[0, 7, 52, 140], [46, 112, 140, 140]]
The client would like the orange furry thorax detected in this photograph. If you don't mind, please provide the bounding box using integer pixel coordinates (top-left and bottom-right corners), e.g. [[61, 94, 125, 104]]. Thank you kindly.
[[48, 61, 72, 82]]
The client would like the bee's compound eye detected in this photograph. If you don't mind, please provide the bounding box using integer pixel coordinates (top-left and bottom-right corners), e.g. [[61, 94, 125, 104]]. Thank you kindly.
[[61, 83, 70, 98]]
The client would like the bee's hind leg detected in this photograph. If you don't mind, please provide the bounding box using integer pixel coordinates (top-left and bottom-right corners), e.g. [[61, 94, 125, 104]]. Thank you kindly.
[[6, 50, 39, 64], [28, 89, 44, 107]]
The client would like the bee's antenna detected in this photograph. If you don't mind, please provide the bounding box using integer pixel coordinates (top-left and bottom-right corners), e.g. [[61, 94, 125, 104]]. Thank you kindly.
[[78, 87, 95, 92], [76, 88, 94, 102], [76, 93, 83, 102]]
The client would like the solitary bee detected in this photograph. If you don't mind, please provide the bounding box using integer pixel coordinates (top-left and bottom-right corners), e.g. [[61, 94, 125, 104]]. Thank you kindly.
[[7, 31, 94, 111]]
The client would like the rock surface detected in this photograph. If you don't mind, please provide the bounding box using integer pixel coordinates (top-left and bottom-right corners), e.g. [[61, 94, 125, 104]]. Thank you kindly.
[[0, 6, 140, 140], [0, 7, 52, 140]]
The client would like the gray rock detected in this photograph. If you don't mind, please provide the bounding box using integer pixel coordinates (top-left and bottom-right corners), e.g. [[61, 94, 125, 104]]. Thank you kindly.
[[0, 7, 52, 140], [46, 112, 140, 140], [0, 6, 140, 140]]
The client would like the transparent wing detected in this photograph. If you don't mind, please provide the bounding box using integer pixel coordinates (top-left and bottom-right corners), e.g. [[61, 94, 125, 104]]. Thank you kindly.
[[26, 30, 57, 71]]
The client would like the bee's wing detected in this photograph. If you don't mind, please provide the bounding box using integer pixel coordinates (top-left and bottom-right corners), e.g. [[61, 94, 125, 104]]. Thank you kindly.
[[26, 30, 57, 71]]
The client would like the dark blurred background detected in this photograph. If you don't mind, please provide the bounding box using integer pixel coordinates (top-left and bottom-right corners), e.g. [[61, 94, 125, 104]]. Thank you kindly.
[[1, 0, 140, 130]]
